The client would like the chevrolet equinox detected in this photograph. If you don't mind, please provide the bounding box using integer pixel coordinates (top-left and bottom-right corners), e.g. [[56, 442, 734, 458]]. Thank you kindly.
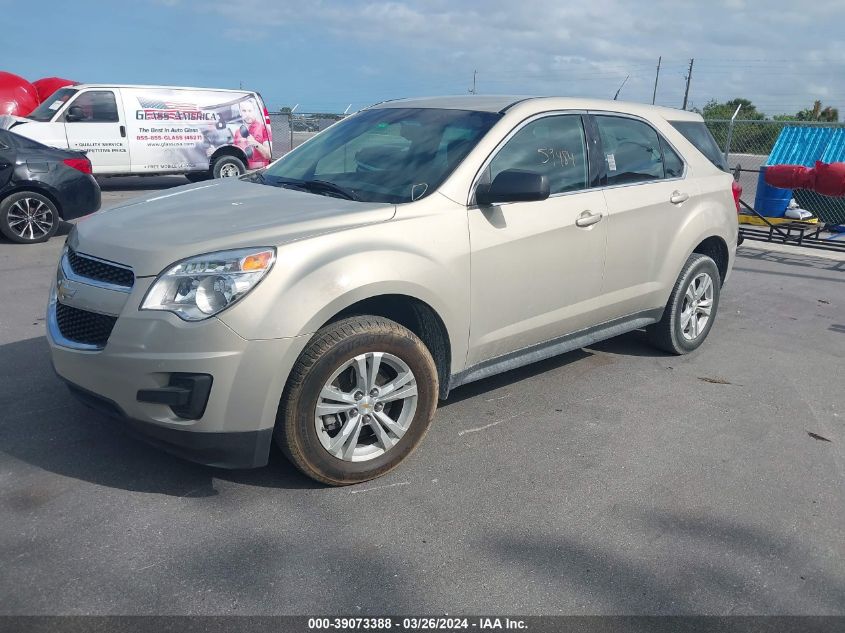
[[48, 96, 738, 485]]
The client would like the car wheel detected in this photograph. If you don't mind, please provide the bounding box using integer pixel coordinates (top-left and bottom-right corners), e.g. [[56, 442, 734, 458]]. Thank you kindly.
[[212, 155, 246, 179], [647, 253, 721, 354], [276, 315, 439, 486], [0, 191, 60, 244], [185, 172, 211, 183]]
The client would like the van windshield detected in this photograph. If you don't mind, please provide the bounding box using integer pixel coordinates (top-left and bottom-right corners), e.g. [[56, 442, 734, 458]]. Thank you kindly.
[[262, 108, 501, 203], [27, 88, 78, 122]]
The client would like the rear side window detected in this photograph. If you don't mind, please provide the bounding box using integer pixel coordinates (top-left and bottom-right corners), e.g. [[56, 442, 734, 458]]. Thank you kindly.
[[489, 114, 588, 194], [661, 138, 684, 178], [595, 115, 664, 185], [66, 91, 119, 123], [0, 131, 10, 149], [670, 121, 727, 171]]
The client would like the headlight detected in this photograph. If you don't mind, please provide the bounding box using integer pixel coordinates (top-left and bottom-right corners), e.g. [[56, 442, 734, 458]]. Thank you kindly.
[[141, 247, 275, 321]]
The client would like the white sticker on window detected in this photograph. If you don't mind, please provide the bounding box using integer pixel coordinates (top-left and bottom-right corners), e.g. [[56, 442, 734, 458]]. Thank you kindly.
[[606, 153, 617, 171], [48, 100, 63, 111]]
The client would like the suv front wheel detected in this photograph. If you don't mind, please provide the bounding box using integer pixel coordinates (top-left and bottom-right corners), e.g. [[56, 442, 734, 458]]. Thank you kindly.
[[647, 253, 721, 354], [276, 315, 439, 485]]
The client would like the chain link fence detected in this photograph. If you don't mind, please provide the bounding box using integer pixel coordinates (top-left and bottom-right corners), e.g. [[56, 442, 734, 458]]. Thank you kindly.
[[269, 112, 347, 158], [705, 119, 845, 226]]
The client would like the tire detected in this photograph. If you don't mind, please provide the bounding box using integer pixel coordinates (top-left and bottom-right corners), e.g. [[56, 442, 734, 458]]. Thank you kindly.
[[276, 315, 439, 486], [0, 191, 60, 244], [185, 172, 211, 183], [647, 253, 721, 355], [212, 155, 246, 179]]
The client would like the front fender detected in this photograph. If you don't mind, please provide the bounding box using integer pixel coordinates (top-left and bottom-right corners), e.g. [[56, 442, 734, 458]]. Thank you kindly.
[[219, 207, 471, 373]]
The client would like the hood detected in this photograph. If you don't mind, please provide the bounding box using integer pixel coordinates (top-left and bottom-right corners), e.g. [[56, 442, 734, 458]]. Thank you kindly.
[[71, 178, 396, 276]]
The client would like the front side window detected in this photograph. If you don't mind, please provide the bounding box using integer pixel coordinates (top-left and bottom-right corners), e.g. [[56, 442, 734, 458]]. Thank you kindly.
[[65, 91, 119, 123], [595, 115, 665, 185], [487, 114, 588, 195], [263, 107, 501, 203]]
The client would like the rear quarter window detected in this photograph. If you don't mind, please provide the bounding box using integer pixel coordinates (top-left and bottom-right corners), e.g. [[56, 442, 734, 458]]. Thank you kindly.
[[670, 121, 727, 172]]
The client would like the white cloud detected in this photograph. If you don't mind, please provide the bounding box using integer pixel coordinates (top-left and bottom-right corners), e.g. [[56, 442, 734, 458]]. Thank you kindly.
[[173, 0, 845, 116]]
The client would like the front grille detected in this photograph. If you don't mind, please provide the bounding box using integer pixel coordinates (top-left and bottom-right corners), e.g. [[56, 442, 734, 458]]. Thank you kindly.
[[67, 249, 134, 288], [55, 302, 118, 348]]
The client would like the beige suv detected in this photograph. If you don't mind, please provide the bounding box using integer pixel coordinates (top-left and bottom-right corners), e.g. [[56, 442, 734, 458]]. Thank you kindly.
[[48, 96, 738, 485]]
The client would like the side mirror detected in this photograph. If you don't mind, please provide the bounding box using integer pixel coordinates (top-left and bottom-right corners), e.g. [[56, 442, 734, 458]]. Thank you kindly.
[[65, 106, 85, 122], [475, 169, 550, 206]]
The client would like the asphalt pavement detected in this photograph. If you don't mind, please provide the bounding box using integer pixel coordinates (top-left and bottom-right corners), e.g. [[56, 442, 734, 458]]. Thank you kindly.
[[0, 180, 843, 615]]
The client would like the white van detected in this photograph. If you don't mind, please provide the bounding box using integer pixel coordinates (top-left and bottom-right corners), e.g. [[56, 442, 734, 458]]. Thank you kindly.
[[0, 84, 273, 181]]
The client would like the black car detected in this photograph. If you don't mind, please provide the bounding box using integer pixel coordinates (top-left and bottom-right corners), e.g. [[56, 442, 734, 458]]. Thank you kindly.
[[0, 130, 101, 244]]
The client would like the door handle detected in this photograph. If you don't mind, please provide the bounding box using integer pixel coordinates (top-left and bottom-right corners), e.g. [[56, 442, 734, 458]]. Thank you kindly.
[[670, 190, 689, 204], [0, 161, 10, 169], [575, 210, 603, 228], [119, 125, 126, 138]]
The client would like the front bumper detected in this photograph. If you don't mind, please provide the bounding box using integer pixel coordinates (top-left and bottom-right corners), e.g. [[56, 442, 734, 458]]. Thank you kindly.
[[62, 379, 274, 469], [47, 274, 309, 469]]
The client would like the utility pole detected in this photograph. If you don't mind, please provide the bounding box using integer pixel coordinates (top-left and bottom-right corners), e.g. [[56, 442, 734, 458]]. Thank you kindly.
[[682, 58, 694, 110], [652, 56, 661, 105], [468, 70, 477, 95]]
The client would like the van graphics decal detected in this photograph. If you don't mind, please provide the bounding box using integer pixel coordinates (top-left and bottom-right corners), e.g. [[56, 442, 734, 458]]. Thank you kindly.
[[126, 89, 272, 172], [135, 97, 218, 121]]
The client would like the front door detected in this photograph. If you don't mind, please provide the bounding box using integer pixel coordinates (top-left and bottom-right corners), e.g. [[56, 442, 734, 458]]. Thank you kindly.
[[468, 113, 608, 365], [63, 89, 131, 173]]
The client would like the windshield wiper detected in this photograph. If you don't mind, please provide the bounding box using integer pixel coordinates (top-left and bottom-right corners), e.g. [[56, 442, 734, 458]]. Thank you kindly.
[[263, 176, 359, 201], [300, 179, 359, 201]]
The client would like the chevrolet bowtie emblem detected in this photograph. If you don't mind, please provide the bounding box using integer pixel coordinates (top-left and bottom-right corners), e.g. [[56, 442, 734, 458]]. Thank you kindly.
[[57, 279, 77, 301]]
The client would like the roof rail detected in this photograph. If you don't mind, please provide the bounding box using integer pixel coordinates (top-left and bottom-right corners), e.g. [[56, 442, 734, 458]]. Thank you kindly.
[[498, 97, 538, 114]]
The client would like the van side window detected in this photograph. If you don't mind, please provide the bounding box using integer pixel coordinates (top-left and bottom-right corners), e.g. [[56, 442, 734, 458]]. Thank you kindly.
[[66, 91, 119, 123], [489, 115, 588, 195], [595, 115, 665, 185]]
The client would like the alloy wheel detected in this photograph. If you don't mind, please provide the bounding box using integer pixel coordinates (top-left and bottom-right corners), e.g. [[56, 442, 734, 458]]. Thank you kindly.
[[7, 197, 55, 241], [315, 352, 419, 462]]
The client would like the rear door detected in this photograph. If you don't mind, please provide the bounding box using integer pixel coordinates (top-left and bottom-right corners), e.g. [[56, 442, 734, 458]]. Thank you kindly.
[[254, 92, 273, 158], [591, 113, 691, 318], [63, 88, 131, 173]]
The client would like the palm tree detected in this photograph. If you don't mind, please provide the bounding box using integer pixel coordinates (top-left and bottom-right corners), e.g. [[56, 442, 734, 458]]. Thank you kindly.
[[797, 100, 839, 122]]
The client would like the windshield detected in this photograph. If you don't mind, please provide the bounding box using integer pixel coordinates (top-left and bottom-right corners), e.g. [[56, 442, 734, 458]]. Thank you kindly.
[[27, 88, 78, 122], [263, 107, 501, 203]]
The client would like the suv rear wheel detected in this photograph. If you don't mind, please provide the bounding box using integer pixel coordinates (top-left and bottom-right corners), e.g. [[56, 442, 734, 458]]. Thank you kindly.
[[276, 315, 439, 485], [647, 253, 721, 354]]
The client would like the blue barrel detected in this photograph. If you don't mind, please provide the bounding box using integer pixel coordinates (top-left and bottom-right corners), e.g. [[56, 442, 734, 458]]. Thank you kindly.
[[754, 167, 792, 217]]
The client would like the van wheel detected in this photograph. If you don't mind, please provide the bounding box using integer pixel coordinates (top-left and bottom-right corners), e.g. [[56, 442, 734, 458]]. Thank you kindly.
[[276, 315, 439, 486], [185, 172, 211, 183], [212, 155, 246, 179], [647, 253, 721, 354], [0, 191, 60, 244]]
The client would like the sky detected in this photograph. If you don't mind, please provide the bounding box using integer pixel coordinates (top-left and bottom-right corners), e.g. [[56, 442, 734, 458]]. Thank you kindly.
[[4, 0, 845, 117]]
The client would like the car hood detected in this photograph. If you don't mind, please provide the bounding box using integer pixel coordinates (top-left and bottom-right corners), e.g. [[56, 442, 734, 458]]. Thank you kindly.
[[70, 178, 396, 276]]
